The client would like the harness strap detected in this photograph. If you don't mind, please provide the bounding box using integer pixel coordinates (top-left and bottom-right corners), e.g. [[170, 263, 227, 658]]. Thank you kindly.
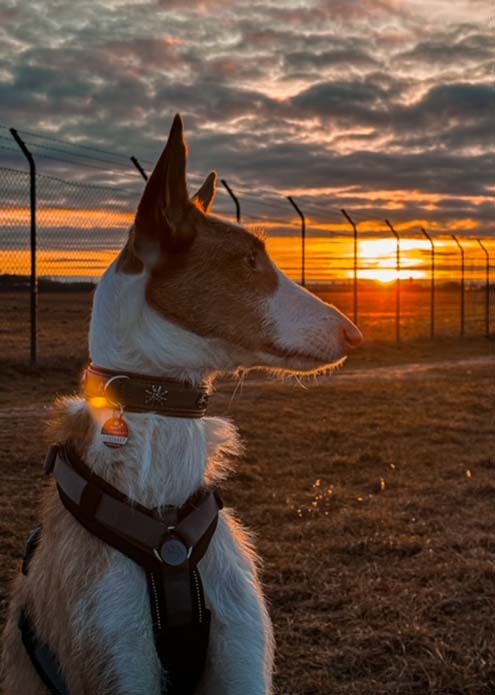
[[50, 444, 222, 572], [18, 610, 69, 695], [22, 525, 42, 576]]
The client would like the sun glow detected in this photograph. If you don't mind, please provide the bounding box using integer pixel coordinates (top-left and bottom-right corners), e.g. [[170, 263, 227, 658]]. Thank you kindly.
[[357, 238, 430, 283], [358, 269, 426, 283]]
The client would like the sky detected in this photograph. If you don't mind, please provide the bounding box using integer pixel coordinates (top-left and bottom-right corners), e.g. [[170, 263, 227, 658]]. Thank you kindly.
[[0, 0, 494, 280]]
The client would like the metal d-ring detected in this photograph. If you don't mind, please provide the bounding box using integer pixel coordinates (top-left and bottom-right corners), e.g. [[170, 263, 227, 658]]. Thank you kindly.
[[153, 537, 192, 567], [103, 375, 130, 409]]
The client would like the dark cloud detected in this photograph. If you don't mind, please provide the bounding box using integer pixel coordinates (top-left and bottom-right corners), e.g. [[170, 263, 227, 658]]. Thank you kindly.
[[289, 80, 494, 154], [284, 49, 379, 72], [398, 30, 493, 66], [293, 80, 388, 111], [412, 83, 494, 122]]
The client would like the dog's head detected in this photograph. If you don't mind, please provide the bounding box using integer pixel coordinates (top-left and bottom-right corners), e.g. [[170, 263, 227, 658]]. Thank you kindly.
[[97, 114, 362, 376]]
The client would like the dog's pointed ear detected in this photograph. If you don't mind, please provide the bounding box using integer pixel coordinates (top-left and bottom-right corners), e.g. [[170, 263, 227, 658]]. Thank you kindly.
[[133, 114, 191, 262], [192, 171, 217, 213]]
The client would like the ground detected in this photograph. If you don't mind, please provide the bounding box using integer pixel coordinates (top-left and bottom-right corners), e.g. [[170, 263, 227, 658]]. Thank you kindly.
[[0, 293, 494, 694]]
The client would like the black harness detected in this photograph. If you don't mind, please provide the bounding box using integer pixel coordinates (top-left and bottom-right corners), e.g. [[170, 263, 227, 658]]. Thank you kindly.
[[20, 443, 222, 695]]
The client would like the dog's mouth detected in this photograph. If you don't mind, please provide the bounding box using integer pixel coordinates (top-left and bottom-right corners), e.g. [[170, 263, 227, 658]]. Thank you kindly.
[[260, 341, 345, 370]]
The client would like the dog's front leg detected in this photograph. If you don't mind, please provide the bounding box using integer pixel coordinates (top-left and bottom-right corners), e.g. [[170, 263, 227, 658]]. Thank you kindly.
[[197, 510, 275, 695], [73, 555, 163, 695]]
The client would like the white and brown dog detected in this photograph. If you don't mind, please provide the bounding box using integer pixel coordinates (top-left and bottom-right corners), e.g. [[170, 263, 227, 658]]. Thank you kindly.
[[1, 115, 362, 694]]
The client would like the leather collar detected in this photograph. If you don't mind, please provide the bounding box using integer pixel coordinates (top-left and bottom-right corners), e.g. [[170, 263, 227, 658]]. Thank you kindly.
[[84, 364, 209, 418]]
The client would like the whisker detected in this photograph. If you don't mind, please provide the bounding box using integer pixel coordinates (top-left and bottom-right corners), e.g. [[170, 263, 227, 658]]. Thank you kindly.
[[227, 370, 246, 410]]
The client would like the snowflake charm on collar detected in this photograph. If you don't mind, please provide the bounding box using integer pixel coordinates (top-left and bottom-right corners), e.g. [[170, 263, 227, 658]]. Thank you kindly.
[[196, 393, 209, 409], [144, 384, 169, 406]]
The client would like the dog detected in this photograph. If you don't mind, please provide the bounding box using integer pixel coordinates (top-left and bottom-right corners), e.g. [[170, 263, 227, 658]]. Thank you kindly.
[[1, 114, 362, 694]]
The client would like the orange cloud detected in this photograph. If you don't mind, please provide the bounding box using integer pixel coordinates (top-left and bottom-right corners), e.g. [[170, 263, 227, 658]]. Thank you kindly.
[[1, 208, 133, 228]]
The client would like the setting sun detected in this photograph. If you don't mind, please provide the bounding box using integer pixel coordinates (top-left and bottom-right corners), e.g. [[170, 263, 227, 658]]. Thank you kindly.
[[359, 268, 426, 283], [356, 238, 430, 283]]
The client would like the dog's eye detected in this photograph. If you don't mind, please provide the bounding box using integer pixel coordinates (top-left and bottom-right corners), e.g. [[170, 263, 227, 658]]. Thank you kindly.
[[246, 251, 258, 270]]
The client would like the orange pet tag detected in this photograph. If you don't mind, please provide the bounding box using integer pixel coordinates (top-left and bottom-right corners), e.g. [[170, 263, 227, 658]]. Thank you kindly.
[[101, 414, 129, 449]]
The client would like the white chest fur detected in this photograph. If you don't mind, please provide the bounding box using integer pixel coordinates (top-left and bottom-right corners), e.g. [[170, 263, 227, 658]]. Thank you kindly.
[[70, 397, 239, 509]]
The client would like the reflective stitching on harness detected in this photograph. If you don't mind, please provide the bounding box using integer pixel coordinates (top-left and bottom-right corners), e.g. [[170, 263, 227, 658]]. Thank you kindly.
[[149, 572, 162, 631], [193, 570, 203, 624]]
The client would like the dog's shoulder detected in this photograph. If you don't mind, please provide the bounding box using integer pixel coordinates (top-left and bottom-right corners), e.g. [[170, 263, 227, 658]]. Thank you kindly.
[[46, 396, 95, 456]]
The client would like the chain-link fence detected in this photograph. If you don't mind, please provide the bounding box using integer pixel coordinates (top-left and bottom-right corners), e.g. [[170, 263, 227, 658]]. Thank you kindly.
[[0, 135, 146, 363], [0, 166, 32, 360], [1, 128, 494, 365]]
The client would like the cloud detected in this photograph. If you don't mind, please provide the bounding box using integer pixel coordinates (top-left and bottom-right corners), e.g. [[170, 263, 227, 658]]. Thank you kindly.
[[0, 0, 493, 235], [398, 30, 493, 66]]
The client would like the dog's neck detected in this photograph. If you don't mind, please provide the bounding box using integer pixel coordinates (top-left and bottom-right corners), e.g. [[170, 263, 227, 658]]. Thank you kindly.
[[81, 404, 237, 508], [81, 261, 238, 508]]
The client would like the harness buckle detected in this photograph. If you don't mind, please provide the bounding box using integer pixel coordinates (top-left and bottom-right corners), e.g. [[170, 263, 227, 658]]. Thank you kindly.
[[154, 536, 192, 567]]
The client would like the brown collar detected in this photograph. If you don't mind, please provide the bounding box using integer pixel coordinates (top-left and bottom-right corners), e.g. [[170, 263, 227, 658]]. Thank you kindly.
[[84, 364, 209, 418]]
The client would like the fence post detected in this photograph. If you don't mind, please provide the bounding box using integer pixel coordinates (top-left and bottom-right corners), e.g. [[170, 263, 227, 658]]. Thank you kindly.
[[130, 156, 148, 181], [452, 235, 465, 337], [287, 196, 306, 287], [385, 219, 401, 344], [477, 239, 490, 338], [420, 227, 435, 339], [221, 179, 241, 223], [10, 128, 37, 365], [341, 209, 358, 325]]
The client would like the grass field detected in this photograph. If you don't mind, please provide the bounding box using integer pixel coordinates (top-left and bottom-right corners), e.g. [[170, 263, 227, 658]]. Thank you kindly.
[[0, 293, 494, 693]]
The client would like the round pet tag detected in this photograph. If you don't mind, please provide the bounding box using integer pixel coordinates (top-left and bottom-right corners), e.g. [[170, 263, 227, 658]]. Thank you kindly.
[[101, 416, 129, 449]]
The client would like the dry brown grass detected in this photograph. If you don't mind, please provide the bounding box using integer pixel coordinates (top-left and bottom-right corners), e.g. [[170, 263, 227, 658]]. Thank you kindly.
[[223, 367, 495, 694], [0, 302, 494, 693]]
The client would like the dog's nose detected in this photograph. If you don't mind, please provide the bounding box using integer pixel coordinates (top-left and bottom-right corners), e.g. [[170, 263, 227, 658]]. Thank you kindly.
[[342, 322, 363, 350]]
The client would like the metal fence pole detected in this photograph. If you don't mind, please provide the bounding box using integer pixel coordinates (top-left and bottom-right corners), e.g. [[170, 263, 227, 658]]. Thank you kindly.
[[10, 128, 37, 365], [420, 227, 435, 339], [477, 239, 490, 338], [287, 196, 306, 287], [452, 235, 465, 337], [130, 156, 148, 181], [221, 179, 241, 223], [385, 219, 401, 344], [341, 209, 358, 324]]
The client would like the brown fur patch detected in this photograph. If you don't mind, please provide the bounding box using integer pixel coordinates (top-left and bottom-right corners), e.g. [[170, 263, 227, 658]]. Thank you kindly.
[[146, 205, 279, 352]]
